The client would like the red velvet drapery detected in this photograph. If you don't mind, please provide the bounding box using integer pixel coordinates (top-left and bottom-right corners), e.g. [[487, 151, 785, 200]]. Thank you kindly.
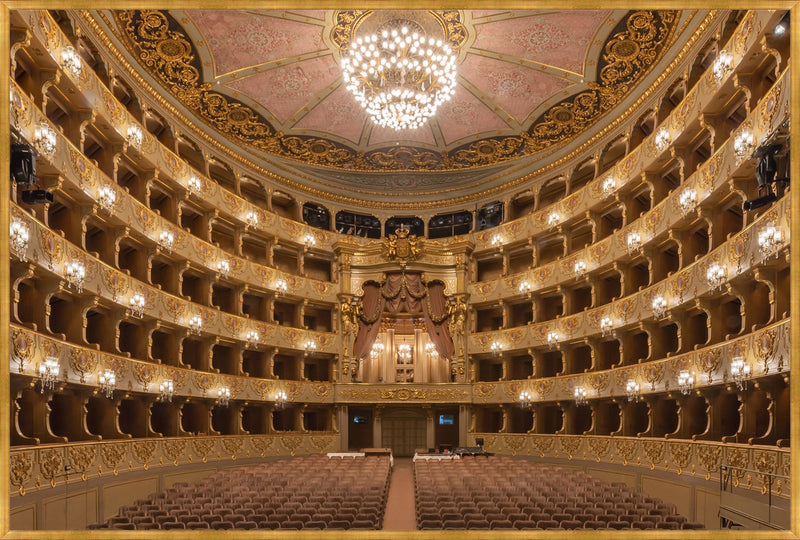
[[351, 272, 454, 360]]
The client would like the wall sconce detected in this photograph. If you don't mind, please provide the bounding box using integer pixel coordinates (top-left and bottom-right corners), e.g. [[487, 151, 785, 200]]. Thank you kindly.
[[126, 125, 143, 150], [547, 211, 560, 229], [10, 218, 29, 262], [546, 331, 559, 350], [678, 370, 694, 395], [712, 49, 733, 82], [34, 121, 57, 159], [626, 231, 641, 255], [159, 379, 174, 402], [129, 292, 146, 318], [217, 387, 231, 407], [65, 260, 86, 293], [97, 186, 117, 213], [187, 175, 202, 195], [304, 340, 317, 355], [678, 188, 697, 216], [573, 260, 587, 280], [600, 316, 613, 337], [246, 330, 260, 348], [274, 390, 288, 409], [61, 46, 82, 76], [758, 223, 783, 258], [654, 127, 671, 151], [370, 341, 385, 361], [519, 280, 532, 298], [730, 355, 751, 391], [733, 129, 754, 160], [274, 279, 288, 296], [38, 356, 60, 393], [490, 234, 504, 251], [490, 341, 503, 356], [245, 211, 258, 229], [188, 314, 203, 335], [518, 390, 534, 409], [601, 176, 616, 196], [425, 342, 439, 361], [303, 234, 316, 250], [626, 379, 641, 402], [706, 262, 726, 291], [98, 369, 116, 399], [574, 386, 588, 406], [652, 295, 667, 319], [217, 259, 231, 279], [158, 230, 174, 253]]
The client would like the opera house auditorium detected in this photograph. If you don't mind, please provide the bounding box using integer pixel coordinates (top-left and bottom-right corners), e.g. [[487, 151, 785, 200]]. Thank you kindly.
[[4, 7, 795, 535]]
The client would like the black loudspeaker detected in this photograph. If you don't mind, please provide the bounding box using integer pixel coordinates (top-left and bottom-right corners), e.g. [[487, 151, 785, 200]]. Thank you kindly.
[[21, 189, 54, 205], [11, 143, 36, 186]]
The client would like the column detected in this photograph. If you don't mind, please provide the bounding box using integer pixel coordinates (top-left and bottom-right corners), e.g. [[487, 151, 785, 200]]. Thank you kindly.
[[458, 405, 469, 447], [426, 407, 435, 451], [373, 407, 383, 448], [337, 405, 348, 451]]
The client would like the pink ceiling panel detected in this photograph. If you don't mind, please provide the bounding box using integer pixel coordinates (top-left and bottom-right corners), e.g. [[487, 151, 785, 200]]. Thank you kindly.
[[471, 10, 509, 19], [435, 86, 508, 145], [288, 10, 326, 20], [472, 11, 610, 74], [293, 85, 368, 144], [368, 122, 436, 147], [226, 56, 340, 125], [188, 10, 325, 75], [460, 53, 572, 123]]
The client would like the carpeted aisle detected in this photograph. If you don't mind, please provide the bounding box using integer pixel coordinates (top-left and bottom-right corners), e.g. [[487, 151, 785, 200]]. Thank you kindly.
[[382, 458, 417, 530]]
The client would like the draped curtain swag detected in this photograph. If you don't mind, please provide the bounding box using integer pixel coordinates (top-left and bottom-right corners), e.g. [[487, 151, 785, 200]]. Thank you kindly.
[[352, 272, 455, 360]]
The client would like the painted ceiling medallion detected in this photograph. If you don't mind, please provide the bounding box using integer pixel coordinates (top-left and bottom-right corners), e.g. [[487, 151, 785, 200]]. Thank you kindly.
[[113, 10, 680, 172]]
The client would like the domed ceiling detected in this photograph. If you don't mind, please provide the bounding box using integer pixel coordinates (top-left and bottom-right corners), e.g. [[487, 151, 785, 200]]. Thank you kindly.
[[90, 9, 704, 205]]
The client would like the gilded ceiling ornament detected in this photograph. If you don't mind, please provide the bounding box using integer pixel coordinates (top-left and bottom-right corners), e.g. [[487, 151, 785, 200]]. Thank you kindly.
[[382, 226, 423, 265], [114, 10, 679, 172]]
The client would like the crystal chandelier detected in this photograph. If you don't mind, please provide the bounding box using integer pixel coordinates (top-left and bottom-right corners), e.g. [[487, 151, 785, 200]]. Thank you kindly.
[[758, 223, 783, 258], [97, 186, 117, 213], [303, 234, 316, 250], [65, 260, 86, 293], [490, 341, 503, 356], [733, 129, 754, 160], [678, 369, 694, 396], [730, 355, 751, 391], [397, 343, 412, 362], [34, 121, 57, 159], [126, 125, 143, 149], [626, 379, 640, 402], [574, 386, 588, 406], [159, 379, 174, 402], [10, 218, 29, 261], [274, 390, 288, 409], [188, 314, 203, 335], [341, 22, 457, 130], [518, 390, 534, 409], [217, 386, 231, 407], [129, 292, 146, 318], [491, 234, 504, 249], [371, 341, 385, 361], [38, 356, 60, 393], [98, 369, 116, 398], [547, 211, 560, 228]]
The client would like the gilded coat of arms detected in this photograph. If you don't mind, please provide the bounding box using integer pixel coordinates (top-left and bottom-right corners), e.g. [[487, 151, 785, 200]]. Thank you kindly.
[[383, 225, 422, 266]]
